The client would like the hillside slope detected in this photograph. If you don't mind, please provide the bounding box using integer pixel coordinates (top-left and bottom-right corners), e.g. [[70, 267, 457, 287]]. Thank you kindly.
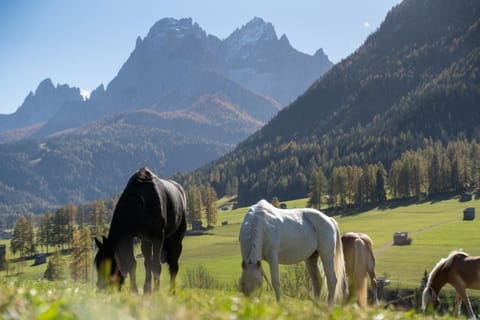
[[0, 17, 329, 212], [177, 0, 480, 206]]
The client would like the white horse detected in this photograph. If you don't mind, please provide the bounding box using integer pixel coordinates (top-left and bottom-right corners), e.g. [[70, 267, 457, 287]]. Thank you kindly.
[[239, 199, 347, 306]]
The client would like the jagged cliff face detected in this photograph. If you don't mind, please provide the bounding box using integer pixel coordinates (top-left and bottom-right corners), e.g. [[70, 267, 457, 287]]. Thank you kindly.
[[223, 17, 332, 105], [0, 17, 333, 210], [33, 17, 331, 137], [0, 79, 82, 132], [95, 17, 331, 113]]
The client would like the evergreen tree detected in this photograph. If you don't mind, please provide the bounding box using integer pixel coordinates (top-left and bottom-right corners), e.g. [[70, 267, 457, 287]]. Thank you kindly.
[[205, 186, 218, 228], [44, 248, 66, 281], [194, 187, 203, 222], [307, 169, 326, 210], [90, 201, 109, 239], [70, 227, 91, 282], [65, 203, 77, 247], [37, 213, 50, 254], [374, 165, 387, 203], [26, 214, 36, 255], [186, 187, 197, 228], [11, 216, 33, 257]]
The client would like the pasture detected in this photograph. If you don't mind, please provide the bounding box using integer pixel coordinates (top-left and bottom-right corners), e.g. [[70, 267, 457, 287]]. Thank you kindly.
[[180, 196, 480, 291], [1, 195, 479, 318]]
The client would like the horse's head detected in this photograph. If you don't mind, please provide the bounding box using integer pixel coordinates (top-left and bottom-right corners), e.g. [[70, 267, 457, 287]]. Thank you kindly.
[[94, 236, 125, 290], [421, 286, 440, 312], [239, 260, 263, 297]]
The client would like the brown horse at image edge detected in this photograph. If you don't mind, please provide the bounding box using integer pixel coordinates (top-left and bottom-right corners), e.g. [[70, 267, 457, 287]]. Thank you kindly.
[[422, 251, 480, 319]]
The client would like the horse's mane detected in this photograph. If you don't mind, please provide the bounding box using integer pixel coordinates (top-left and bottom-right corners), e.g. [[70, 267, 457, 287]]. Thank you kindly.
[[426, 250, 468, 288], [240, 201, 269, 263]]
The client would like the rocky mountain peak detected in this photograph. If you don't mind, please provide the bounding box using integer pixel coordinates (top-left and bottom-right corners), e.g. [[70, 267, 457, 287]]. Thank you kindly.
[[35, 78, 55, 95], [224, 17, 277, 54], [144, 17, 207, 44]]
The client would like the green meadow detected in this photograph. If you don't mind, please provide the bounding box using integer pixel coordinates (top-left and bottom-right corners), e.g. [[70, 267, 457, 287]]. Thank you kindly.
[[178, 196, 480, 291], [1, 195, 479, 318]]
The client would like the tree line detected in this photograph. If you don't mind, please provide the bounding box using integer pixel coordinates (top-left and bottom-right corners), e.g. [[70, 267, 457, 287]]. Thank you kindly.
[[8, 200, 112, 281], [6, 184, 220, 280], [307, 139, 480, 210], [5, 138, 479, 280], [176, 138, 480, 209]]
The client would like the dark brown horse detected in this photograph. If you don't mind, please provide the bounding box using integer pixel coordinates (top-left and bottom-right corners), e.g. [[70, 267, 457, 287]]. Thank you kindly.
[[422, 251, 480, 318], [342, 232, 379, 307], [94, 167, 186, 293]]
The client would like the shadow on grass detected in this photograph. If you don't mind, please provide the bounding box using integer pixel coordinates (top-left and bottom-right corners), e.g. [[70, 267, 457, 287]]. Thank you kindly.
[[328, 191, 463, 218]]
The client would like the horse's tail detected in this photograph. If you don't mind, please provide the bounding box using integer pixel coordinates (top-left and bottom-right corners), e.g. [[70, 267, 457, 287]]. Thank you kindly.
[[331, 218, 348, 304], [353, 238, 368, 307]]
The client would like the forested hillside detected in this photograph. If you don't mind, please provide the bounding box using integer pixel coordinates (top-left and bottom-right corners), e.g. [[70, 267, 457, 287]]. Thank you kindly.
[[0, 17, 331, 213], [0, 117, 230, 213], [175, 0, 480, 206]]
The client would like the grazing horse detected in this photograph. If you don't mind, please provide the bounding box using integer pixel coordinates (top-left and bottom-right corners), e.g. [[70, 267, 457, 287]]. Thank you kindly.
[[422, 251, 480, 319], [239, 200, 347, 306], [341, 232, 379, 307], [94, 167, 186, 293]]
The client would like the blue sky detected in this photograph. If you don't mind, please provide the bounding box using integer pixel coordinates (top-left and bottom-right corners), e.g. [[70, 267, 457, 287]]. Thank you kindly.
[[0, 0, 402, 114]]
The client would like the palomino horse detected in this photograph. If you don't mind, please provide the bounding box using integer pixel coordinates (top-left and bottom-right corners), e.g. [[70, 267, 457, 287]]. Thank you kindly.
[[341, 232, 379, 307], [239, 200, 347, 306], [422, 251, 480, 319], [94, 167, 186, 293]]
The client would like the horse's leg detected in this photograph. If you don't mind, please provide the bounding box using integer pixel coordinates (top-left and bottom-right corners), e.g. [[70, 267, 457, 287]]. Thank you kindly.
[[457, 288, 476, 319], [367, 266, 379, 306], [129, 258, 138, 293], [141, 240, 153, 294], [320, 254, 338, 307], [305, 253, 321, 299], [163, 236, 183, 294], [454, 294, 462, 317], [151, 237, 163, 291], [267, 256, 281, 302], [117, 240, 138, 293]]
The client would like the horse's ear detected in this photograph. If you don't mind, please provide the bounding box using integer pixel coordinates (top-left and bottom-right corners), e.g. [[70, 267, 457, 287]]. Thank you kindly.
[[94, 237, 102, 249], [102, 235, 108, 245], [256, 260, 261, 268]]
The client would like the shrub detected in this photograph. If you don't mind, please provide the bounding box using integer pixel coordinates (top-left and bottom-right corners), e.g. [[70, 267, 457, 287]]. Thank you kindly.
[[182, 264, 221, 290], [280, 263, 312, 299]]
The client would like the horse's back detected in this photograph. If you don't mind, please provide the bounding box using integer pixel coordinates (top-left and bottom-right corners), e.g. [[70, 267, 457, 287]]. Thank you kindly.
[[247, 201, 336, 264], [451, 254, 480, 289], [342, 232, 375, 268], [115, 167, 185, 238]]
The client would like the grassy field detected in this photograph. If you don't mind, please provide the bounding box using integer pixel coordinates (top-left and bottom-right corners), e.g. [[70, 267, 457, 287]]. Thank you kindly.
[[178, 196, 480, 290], [0, 279, 445, 320], [2, 195, 479, 318]]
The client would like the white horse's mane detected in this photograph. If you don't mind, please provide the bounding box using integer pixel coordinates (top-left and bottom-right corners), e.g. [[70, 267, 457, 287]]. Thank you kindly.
[[240, 201, 270, 263], [426, 250, 468, 288]]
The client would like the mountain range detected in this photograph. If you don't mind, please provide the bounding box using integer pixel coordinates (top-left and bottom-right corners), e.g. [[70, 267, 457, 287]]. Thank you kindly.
[[4, 0, 477, 213], [0, 17, 332, 212], [176, 0, 480, 206], [1, 17, 331, 142]]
